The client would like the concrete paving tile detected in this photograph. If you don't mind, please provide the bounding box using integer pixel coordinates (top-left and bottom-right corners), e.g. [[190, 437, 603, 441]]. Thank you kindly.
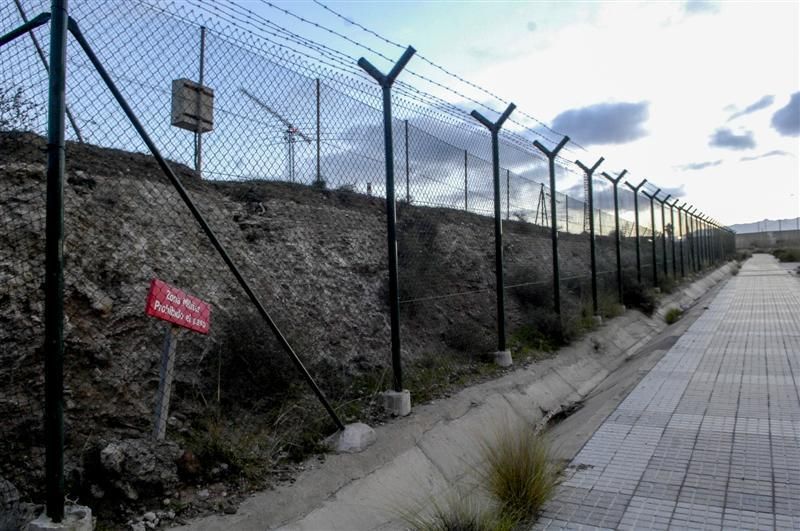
[[533, 256, 800, 529]]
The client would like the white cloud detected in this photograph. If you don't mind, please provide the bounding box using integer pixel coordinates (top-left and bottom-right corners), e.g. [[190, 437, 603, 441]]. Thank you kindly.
[[447, 1, 799, 224]]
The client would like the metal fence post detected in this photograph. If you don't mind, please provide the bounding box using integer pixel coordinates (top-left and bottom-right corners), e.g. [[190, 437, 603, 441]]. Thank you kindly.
[[709, 219, 714, 264], [671, 199, 684, 277], [45, 0, 69, 522], [624, 179, 648, 284], [576, 157, 604, 316], [506, 168, 510, 221], [404, 119, 410, 203], [678, 204, 685, 274], [602, 169, 627, 305], [690, 208, 698, 271], [194, 26, 206, 175], [316, 78, 322, 185], [463, 150, 468, 211], [471, 103, 516, 353], [696, 213, 703, 268], [598, 208, 603, 235], [710, 219, 717, 264], [695, 210, 704, 269], [682, 205, 692, 272], [358, 46, 416, 393], [533, 136, 570, 315], [714, 221, 721, 263], [668, 199, 678, 277], [656, 193, 671, 277], [642, 188, 660, 287]]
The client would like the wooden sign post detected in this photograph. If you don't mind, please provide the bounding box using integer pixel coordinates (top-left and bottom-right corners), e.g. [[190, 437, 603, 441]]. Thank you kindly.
[[145, 279, 211, 440]]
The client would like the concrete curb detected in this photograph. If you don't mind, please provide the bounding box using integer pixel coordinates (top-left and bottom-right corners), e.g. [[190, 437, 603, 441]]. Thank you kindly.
[[173, 263, 735, 531]]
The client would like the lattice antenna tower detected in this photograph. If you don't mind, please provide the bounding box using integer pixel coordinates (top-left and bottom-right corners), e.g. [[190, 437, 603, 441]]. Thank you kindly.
[[240, 88, 312, 182]]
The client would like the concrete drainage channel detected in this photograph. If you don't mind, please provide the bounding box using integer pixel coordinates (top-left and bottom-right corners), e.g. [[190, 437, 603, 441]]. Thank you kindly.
[[174, 263, 736, 531]]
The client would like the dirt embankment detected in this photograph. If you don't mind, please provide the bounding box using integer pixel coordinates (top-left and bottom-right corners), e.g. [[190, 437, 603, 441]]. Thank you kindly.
[[0, 131, 623, 526]]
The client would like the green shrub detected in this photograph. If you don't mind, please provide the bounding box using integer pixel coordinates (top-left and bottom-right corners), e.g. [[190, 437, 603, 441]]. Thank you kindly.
[[736, 250, 752, 262], [665, 307, 682, 325], [480, 423, 557, 520], [185, 411, 285, 482], [598, 292, 625, 319], [565, 299, 599, 338], [773, 248, 800, 262], [658, 276, 676, 294], [622, 279, 657, 315], [511, 299, 594, 358], [509, 322, 559, 359]]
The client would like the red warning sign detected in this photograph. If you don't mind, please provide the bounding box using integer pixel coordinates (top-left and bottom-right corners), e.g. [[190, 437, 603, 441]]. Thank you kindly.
[[145, 278, 211, 334]]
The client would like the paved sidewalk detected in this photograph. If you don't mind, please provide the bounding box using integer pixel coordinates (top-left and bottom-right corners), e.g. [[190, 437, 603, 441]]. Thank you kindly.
[[535, 255, 800, 530]]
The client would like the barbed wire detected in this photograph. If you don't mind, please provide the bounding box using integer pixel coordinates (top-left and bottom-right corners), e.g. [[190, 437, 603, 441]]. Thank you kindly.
[[308, 0, 590, 152], [245, 0, 587, 154], [173, 0, 589, 177]]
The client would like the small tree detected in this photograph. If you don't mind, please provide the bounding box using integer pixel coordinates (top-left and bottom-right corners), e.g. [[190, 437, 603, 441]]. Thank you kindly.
[[0, 85, 39, 132]]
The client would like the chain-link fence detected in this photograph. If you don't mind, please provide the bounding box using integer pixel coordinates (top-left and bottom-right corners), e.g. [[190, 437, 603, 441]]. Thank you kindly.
[[0, 0, 735, 526]]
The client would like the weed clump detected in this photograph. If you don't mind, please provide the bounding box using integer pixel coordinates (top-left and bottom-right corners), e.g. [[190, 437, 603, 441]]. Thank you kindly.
[[400, 422, 557, 530], [598, 292, 625, 319], [773, 248, 800, 262], [400, 493, 516, 531], [658, 275, 676, 294], [480, 423, 557, 521], [622, 278, 657, 315], [664, 307, 682, 325]]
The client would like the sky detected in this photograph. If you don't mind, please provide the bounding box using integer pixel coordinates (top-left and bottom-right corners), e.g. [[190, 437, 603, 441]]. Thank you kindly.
[[240, 0, 800, 227]]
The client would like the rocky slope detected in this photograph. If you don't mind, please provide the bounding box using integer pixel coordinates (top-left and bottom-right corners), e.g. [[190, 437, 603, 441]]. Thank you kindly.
[[0, 131, 626, 526]]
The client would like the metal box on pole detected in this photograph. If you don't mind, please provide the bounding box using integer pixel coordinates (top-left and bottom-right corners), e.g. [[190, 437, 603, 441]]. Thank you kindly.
[[170, 78, 214, 133]]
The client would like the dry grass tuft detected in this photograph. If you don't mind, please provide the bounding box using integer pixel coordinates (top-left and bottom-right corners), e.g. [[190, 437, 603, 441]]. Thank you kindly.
[[479, 422, 557, 521]]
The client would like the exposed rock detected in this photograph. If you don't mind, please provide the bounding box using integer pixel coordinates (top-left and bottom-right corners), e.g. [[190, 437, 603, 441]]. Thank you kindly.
[[0, 477, 20, 531], [93, 438, 181, 502], [176, 450, 201, 481], [1, 131, 625, 524]]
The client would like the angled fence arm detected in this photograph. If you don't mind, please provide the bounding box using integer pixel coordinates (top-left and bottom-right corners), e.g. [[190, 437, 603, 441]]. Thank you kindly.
[[12, 0, 83, 142], [642, 188, 660, 286], [655, 193, 671, 277], [470, 103, 516, 353], [624, 178, 647, 283], [0, 11, 50, 46], [601, 169, 627, 304], [533, 136, 570, 315], [575, 157, 604, 315], [358, 45, 416, 395], [669, 198, 682, 277]]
